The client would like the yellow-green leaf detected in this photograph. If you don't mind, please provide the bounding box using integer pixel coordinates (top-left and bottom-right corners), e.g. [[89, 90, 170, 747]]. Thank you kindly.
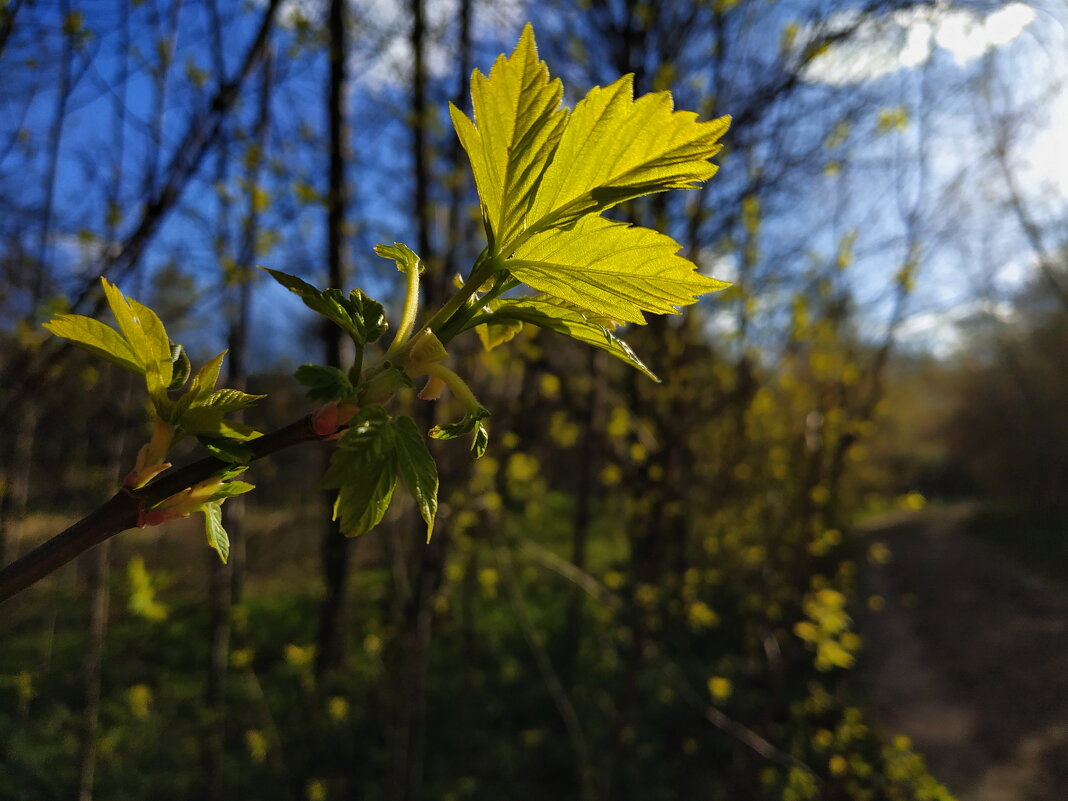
[[467, 295, 659, 381], [42, 314, 144, 374], [374, 242, 421, 274], [525, 75, 730, 238], [394, 416, 438, 542], [203, 502, 229, 563], [506, 216, 729, 324], [476, 316, 524, 351], [179, 407, 259, 440], [100, 278, 173, 400], [449, 23, 567, 254], [188, 351, 226, 401]]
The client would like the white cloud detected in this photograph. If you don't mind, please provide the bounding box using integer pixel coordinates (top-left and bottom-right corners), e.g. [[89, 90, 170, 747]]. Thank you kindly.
[[985, 3, 1037, 46], [799, 2, 1036, 85], [696, 248, 739, 284], [896, 297, 1017, 356]]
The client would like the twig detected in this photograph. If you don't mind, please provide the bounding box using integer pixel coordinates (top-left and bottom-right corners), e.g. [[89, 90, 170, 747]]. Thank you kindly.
[[0, 415, 321, 604]]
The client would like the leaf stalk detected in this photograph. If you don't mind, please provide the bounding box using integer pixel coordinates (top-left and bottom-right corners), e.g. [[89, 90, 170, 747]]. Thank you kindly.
[[383, 258, 423, 360]]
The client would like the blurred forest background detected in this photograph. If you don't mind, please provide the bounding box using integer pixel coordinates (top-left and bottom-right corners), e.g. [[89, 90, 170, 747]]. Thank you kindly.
[[1, 0, 1066, 799]]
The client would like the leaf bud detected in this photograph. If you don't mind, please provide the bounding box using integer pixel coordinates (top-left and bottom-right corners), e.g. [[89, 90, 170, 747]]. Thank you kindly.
[[125, 421, 176, 488], [405, 329, 448, 370]]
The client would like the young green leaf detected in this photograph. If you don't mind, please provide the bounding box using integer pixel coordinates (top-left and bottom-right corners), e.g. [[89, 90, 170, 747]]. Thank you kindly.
[[449, 22, 567, 254], [374, 242, 422, 275], [101, 278, 173, 400], [349, 289, 389, 343], [475, 315, 525, 351], [334, 405, 392, 448], [171, 351, 228, 422], [203, 502, 229, 563], [465, 295, 659, 381], [42, 314, 144, 374], [294, 364, 354, 402], [188, 352, 226, 400], [470, 419, 489, 459], [208, 481, 256, 502], [321, 406, 399, 536], [428, 407, 489, 441], [168, 343, 191, 390], [198, 437, 255, 464], [169, 357, 260, 432], [262, 267, 387, 345], [332, 456, 398, 537], [429, 407, 490, 459], [504, 216, 729, 324], [179, 407, 259, 440], [200, 388, 265, 413], [214, 464, 250, 482], [394, 416, 439, 541], [524, 74, 730, 237]]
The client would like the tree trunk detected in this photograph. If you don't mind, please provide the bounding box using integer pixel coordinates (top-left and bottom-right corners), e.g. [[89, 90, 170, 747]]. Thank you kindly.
[[315, 0, 352, 678]]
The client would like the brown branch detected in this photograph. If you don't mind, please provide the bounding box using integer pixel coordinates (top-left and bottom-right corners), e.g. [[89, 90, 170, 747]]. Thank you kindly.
[[0, 0, 24, 60], [0, 414, 321, 605]]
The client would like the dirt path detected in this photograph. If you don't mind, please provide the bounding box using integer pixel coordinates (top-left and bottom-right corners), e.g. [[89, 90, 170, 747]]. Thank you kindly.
[[857, 506, 1068, 801]]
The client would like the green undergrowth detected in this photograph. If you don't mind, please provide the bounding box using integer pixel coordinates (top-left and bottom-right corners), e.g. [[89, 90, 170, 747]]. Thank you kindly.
[[1, 501, 952, 801]]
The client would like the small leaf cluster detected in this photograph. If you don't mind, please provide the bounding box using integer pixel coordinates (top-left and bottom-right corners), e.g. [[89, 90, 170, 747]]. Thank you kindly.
[[450, 23, 730, 326], [321, 407, 438, 541], [44, 278, 260, 561]]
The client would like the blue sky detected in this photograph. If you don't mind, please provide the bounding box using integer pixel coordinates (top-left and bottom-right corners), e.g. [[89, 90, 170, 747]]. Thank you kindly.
[[3, 0, 1064, 368]]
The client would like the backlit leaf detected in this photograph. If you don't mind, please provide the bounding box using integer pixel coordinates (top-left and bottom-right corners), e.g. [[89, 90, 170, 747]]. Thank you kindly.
[[203, 502, 229, 563], [168, 343, 191, 390], [428, 407, 489, 441], [201, 388, 265, 413], [429, 407, 490, 459], [394, 416, 439, 541], [42, 314, 143, 374], [524, 75, 730, 237], [101, 278, 173, 399], [374, 242, 422, 274], [180, 407, 259, 440], [449, 23, 566, 254], [187, 352, 225, 401], [467, 295, 659, 381], [470, 420, 489, 459], [505, 216, 729, 324], [476, 315, 525, 351], [198, 437, 255, 464], [208, 481, 256, 501]]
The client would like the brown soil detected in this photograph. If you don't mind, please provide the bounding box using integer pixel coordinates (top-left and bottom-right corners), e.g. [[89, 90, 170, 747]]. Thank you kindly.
[[857, 505, 1068, 801]]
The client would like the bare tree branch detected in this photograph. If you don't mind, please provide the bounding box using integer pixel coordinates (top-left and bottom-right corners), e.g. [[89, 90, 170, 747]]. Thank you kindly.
[[0, 0, 283, 420]]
